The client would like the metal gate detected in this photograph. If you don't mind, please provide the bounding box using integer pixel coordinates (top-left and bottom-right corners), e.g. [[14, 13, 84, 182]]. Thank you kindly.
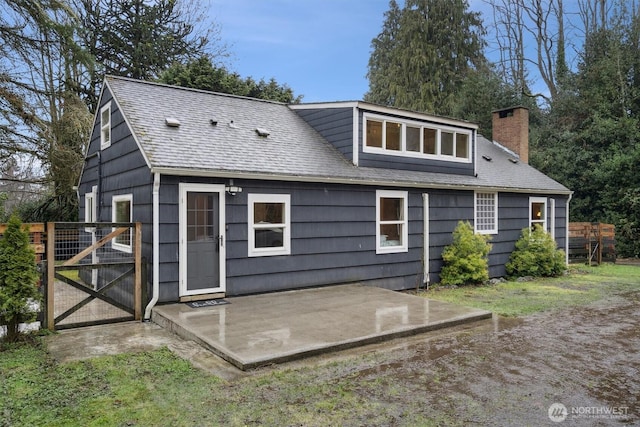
[[45, 222, 142, 330]]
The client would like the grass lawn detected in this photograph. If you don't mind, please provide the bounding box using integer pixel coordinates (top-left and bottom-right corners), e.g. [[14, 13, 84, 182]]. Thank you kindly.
[[1, 264, 638, 426], [422, 263, 640, 316]]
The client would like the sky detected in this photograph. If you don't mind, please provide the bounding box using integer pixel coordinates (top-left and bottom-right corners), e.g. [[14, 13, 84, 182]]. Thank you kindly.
[[211, 0, 403, 102], [209, 0, 574, 104]]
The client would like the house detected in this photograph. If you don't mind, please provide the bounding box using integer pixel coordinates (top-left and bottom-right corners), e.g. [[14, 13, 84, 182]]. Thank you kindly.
[[78, 76, 571, 318]]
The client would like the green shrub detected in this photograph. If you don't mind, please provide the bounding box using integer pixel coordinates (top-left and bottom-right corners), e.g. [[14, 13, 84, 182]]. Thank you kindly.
[[506, 224, 566, 278], [439, 221, 492, 286], [0, 215, 41, 342]]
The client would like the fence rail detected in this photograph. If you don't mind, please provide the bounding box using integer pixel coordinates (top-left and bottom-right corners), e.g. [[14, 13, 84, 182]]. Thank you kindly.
[[0, 222, 46, 262], [2, 221, 145, 333], [44, 222, 142, 330], [568, 222, 615, 265]]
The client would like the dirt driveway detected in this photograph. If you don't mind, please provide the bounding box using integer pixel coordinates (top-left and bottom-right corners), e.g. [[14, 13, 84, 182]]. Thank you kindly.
[[330, 290, 639, 425]]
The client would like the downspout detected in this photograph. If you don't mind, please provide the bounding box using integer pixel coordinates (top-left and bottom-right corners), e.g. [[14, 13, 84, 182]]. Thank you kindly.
[[144, 172, 161, 321], [565, 192, 573, 266]]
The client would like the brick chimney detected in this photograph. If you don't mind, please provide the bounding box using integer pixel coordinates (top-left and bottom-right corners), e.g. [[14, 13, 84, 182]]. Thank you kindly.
[[492, 106, 529, 164]]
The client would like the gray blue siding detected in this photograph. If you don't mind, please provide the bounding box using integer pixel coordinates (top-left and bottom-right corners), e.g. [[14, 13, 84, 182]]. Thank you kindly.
[[293, 107, 354, 160], [78, 86, 155, 297]]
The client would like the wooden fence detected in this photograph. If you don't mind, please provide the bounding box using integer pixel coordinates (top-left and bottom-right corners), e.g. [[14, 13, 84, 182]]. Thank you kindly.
[[568, 222, 615, 265], [0, 222, 46, 263], [0, 222, 142, 331]]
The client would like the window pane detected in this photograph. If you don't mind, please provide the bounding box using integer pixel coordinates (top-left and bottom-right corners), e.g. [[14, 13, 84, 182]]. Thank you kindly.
[[441, 131, 454, 155], [385, 121, 401, 151], [380, 197, 402, 221], [531, 202, 545, 221], [366, 120, 383, 147], [406, 126, 420, 152], [254, 202, 284, 224], [423, 128, 436, 154], [114, 200, 131, 245], [380, 223, 403, 246], [456, 133, 469, 158], [255, 227, 284, 248], [115, 201, 130, 222], [476, 193, 496, 232]]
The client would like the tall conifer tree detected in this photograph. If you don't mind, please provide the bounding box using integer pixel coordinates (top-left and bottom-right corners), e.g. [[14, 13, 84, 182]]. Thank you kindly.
[[366, 0, 486, 116]]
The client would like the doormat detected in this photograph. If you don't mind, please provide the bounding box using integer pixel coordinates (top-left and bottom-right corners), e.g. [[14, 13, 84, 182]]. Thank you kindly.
[[186, 299, 230, 309]]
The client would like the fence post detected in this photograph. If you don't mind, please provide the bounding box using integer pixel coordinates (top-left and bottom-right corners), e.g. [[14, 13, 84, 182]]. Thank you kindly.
[[597, 223, 603, 265], [46, 222, 55, 331]]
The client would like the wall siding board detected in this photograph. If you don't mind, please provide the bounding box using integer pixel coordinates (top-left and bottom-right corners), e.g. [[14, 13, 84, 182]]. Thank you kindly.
[[358, 153, 475, 175], [78, 86, 155, 300], [294, 108, 354, 159]]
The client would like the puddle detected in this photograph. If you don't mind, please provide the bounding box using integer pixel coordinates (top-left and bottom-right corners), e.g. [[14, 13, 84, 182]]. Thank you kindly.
[[310, 292, 640, 424]]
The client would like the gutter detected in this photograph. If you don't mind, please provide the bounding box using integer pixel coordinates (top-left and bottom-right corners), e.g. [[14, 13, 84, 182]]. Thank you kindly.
[[144, 172, 161, 321], [150, 167, 571, 196]]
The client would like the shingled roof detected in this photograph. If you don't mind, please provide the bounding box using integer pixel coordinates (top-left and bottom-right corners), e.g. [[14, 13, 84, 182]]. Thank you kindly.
[[104, 76, 570, 194]]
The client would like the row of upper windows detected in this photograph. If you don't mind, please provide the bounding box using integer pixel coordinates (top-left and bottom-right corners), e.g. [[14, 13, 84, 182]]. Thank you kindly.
[[363, 113, 472, 162]]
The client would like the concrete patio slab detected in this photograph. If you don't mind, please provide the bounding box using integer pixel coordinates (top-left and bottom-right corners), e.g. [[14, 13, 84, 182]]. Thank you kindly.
[[152, 284, 491, 370]]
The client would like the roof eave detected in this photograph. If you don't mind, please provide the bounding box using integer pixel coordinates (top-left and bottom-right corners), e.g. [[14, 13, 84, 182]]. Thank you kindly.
[[150, 166, 572, 195]]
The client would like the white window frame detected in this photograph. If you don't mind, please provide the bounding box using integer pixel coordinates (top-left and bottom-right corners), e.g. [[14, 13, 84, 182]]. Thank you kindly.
[[474, 191, 498, 235], [549, 198, 556, 239], [529, 196, 547, 232], [363, 113, 472, 163], [84, 185, 97, 232], [248, 193, 291, 257], [376, 190, 409, 254], [112, 193, 133, 253], [100, 102, 111, 149]]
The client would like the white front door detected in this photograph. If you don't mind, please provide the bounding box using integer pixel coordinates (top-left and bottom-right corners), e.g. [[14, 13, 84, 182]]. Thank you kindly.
[[179, 183, 226, 296]]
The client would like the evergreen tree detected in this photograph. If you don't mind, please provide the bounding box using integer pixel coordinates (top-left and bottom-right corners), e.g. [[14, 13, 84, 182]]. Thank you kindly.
[[74, 0, 225, 110], [0, 215, 40, 342], [159, 57, 302, 103], [366, 0, 486, 116]]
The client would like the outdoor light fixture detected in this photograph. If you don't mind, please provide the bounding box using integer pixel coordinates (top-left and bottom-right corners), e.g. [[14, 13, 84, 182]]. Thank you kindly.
[[225, 180, 242, 196]]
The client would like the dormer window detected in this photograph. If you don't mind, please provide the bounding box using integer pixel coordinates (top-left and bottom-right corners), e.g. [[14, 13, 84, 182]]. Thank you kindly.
[[364, 113, 471, 162], [100, 102, 111, 149]]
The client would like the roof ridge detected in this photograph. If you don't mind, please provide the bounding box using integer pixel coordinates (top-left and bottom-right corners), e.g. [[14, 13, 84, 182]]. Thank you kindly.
[[105, 75, 289, 106]]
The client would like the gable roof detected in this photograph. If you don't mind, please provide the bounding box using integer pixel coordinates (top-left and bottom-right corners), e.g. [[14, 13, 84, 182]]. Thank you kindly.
[[104, 76, 570, 195]]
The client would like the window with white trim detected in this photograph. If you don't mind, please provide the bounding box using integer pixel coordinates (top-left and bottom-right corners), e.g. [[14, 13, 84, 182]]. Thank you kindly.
[[84, 186, 97, 231], [530, 197, 547, 232], [112, 194, 132, 253], [364, 113, 472, 162], [100, 102, 111, 149], [248, 194, 291, 257], [376, 190, 408, 254], [475, 192, 498, 234]]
